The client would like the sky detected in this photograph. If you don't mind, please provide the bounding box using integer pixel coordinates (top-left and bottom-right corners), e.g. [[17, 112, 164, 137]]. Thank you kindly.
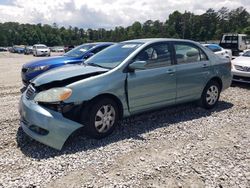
[[0, 0, 249, 29]]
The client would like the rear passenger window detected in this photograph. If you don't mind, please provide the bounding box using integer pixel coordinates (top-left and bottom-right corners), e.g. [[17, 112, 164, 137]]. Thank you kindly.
[[91, 46, 108, 54], [175, 43, 208, 64], [135, 43, 172, 69]]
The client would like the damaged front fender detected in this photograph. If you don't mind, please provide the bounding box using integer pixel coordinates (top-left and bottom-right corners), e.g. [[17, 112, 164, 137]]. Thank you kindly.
[[19, 95, 83, 150]]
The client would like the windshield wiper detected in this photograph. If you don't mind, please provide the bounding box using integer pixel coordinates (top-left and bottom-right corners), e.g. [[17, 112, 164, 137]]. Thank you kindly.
[[87, 63, 111, 69]]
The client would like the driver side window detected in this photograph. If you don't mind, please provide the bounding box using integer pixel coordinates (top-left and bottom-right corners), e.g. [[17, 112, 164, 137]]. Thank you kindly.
[[135, 43, 172, 69]]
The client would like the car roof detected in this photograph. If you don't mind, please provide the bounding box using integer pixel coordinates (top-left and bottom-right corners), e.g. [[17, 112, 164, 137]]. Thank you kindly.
[[122, 38, 197, 44], [86, 42, 115, 46], [33, 44, 47, 46]]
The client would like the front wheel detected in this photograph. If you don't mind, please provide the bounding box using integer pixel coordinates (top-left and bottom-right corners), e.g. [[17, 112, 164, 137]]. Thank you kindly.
[[82, 98, 119, 139], [199, 80, 221, 109]]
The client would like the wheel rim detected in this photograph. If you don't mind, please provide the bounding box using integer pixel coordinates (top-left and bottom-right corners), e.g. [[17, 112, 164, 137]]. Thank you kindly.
[[206, 85, 219, 105], [94, 104, 116, 133]]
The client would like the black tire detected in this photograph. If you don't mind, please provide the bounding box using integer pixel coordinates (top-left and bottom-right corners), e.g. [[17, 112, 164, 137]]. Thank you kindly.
[[199, 80, 221, 109], [81, 98, 119, 139]]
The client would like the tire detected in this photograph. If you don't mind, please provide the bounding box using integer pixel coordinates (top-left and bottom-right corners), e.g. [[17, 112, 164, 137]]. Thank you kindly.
[[81, 98, 119, 139], [199, 80, 221, 109]]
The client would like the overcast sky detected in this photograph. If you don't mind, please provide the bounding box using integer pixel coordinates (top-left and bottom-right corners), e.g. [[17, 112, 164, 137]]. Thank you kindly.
[[0, 0, 249, 29]]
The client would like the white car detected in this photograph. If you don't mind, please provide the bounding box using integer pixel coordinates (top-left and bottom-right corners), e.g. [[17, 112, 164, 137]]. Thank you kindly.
[[203, 44, 232, 60], [33, 44, 50, 57], [231, 51, 250, 83]]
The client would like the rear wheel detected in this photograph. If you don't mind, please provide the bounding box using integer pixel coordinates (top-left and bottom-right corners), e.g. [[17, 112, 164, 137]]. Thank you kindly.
[[81, 98, 119, 138], [199, 80, 221, 109]]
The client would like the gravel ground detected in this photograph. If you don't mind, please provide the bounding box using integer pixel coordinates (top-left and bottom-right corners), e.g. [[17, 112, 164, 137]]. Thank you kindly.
[[0, 52, 249, 188]]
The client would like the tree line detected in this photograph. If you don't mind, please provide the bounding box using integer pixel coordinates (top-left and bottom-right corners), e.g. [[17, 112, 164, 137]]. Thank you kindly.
[[0, 6, 249, 46]]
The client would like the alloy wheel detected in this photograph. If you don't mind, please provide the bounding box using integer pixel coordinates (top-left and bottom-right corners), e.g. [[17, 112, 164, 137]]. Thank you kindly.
[[94, 104, 116, 133], [206, 85, 219, 105]]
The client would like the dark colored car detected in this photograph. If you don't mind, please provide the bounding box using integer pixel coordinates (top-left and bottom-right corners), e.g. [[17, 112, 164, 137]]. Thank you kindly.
[[24, 46, 33, 55], [64, 45, 75, 52], [13, 46, 25, 53], [21, 42, 114, 87]]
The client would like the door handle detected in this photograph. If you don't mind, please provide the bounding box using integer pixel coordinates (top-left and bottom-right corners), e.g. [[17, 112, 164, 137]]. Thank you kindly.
[[166, 69, 175, 75]]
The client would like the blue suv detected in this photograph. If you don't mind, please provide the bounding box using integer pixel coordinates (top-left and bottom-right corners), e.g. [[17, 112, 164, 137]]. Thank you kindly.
[[21, 42, 114, 87]]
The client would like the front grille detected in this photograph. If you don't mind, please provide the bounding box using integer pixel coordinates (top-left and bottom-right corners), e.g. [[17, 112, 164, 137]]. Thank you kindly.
[[26, 85, 36, 100], [235, 65, 250, 72], [22, 68, 28, 73]]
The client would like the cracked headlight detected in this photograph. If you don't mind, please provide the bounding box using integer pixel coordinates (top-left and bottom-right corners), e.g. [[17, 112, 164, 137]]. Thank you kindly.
[[34, 87, 72, 103], [27, 65, 50, 73]]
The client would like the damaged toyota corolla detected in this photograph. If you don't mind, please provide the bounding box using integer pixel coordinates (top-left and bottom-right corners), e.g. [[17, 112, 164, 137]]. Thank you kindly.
[[19, 38, 232, 150]]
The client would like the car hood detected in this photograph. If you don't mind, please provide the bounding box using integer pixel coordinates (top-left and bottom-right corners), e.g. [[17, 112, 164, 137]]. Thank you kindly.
[[32, 64, 108, 88], [37, 48, 49, 51], [232, 56, 250, 66], [23, 56, 82, 68]]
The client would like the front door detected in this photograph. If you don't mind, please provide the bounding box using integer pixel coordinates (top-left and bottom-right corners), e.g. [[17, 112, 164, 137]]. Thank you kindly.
[[127, 42, 176, 113]]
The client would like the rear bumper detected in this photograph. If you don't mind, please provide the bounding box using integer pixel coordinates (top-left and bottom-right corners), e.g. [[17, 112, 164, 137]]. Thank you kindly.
[[19, 94, 83, 150]]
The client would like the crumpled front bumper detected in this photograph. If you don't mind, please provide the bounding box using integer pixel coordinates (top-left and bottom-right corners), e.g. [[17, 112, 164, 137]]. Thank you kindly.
[[19, 94, 84, 150]]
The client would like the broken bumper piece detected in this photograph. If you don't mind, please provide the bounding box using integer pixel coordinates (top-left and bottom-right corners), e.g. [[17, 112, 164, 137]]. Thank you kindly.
[[19, 94, 84, 150]]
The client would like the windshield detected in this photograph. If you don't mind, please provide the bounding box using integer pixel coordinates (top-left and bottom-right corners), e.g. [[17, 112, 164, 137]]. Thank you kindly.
[[36, 45, 47, 49], [243, 51, 250, 57], [85, 42, 143, 69], [64, 44, 96, 57]]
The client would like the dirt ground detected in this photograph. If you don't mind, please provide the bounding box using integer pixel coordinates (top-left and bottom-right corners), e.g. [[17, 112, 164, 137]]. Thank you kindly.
[[0, 52, 249, 188]]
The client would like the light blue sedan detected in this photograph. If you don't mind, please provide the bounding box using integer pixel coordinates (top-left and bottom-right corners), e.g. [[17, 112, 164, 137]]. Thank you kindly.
[[19, 38, 232, 150]]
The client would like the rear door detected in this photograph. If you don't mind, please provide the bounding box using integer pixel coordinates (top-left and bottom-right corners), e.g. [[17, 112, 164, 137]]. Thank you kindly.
[[127, 42, 176, 113], [174, 42, 211, 103]]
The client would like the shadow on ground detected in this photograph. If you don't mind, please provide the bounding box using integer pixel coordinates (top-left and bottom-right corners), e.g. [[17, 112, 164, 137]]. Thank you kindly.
[[16, 101, 233, 159], [231, 81, 250, 89]]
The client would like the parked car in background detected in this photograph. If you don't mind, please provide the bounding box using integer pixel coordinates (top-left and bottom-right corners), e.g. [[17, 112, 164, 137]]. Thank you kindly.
[[64, 45, 75, 52], [219, 33, 249, 56], [51, 46, 64, 52], [12, 45, 25, 53], [24, 46, 33, 55], [203, 44, 232, 59], [231, 50, 250, 83], [33, 44, 51, 57], [19, 38, 232, 150], [0, 47, 8, 52], [21, 42, 114, 87]]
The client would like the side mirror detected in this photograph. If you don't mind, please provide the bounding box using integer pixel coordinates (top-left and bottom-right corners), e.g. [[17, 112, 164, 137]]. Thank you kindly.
[[128, 61, 147, 70], [239, 52, 244, 56]]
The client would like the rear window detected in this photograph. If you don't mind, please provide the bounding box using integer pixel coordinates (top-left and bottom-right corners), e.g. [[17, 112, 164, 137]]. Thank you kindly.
[[224, 36, 238, 41], [36, 45, 47, 49], [175, 43, 208, 64]]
